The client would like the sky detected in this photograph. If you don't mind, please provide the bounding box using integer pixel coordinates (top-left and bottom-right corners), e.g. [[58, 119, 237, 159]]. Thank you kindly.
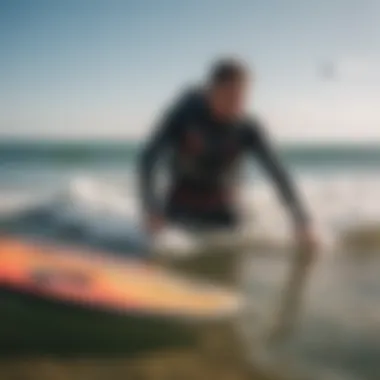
[[0, 0, 379, 142]]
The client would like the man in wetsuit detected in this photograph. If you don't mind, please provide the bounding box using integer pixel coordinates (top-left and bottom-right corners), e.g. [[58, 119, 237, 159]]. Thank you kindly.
[[139, 58, 316, 251]]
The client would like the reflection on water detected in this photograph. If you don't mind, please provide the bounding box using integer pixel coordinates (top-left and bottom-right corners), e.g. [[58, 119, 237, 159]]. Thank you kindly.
[[241, 251, 380, 380]]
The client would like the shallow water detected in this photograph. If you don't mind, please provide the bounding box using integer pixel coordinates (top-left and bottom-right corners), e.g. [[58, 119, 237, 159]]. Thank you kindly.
[[1, 142, 380, 379], [239, 252, 380, 380]]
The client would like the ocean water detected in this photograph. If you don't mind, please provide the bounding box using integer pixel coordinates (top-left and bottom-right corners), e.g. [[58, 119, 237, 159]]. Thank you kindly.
[[1, 140, 380, 379], [2, 140, 380, 240]]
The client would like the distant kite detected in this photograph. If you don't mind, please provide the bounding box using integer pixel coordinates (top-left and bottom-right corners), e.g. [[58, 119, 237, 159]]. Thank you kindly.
[[319, 62, 336, 80]]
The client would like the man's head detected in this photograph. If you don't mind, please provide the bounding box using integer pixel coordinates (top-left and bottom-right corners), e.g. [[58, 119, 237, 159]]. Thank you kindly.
[[207, 58, 251, 120]]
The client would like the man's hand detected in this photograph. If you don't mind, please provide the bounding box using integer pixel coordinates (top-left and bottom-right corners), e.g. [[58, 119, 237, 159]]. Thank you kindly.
[[144, 213, 165, 235]]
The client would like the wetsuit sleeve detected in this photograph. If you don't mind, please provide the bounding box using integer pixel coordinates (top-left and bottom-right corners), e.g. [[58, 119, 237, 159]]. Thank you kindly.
[[138, 97, 186, 215], [246, 122, 309, 228]]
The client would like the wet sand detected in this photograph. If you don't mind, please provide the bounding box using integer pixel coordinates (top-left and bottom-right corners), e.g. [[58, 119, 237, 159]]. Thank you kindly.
[[0, 323, 277, 380]]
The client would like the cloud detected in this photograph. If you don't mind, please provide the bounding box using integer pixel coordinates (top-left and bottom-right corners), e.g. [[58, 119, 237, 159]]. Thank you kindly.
[[262, 90, 380, 143]]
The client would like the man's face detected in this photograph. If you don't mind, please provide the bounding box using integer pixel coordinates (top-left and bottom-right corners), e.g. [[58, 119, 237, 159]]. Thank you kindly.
[[210, 78, 249, 120]]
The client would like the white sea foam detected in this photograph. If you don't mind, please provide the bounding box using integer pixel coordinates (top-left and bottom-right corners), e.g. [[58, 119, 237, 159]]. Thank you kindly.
[[2, 171, 380, 250]]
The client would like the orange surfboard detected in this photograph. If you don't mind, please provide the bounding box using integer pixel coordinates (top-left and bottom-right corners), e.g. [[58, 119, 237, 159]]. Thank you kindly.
[[0, 237, 241, 320]]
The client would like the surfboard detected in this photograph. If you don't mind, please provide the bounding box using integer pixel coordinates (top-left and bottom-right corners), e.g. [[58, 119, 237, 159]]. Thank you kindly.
[[0, 236, 242, 355]]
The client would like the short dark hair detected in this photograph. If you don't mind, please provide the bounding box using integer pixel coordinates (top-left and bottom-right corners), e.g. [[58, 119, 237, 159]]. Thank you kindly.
[[209, 58, 248, 86]]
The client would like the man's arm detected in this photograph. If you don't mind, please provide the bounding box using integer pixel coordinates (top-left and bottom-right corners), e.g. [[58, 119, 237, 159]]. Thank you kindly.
[[246, 122, 309, 229], [138, 94, 187, 219], [246, 121, 317, 342]]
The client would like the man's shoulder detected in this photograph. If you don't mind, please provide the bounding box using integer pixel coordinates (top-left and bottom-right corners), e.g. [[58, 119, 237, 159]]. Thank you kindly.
[[172, 85, 205, 114]]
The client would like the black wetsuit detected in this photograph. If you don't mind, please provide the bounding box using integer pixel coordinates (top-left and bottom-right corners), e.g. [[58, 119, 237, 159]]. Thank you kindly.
[[139, 88, 308, 229]]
